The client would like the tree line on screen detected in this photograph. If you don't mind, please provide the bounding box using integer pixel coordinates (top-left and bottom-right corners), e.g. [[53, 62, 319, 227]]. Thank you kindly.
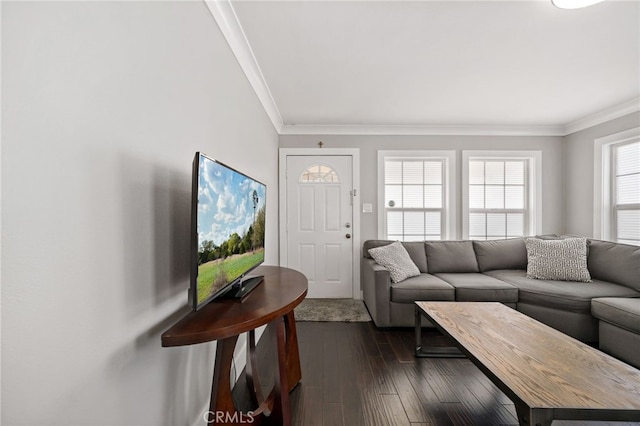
[[198, 206, 265, 265]]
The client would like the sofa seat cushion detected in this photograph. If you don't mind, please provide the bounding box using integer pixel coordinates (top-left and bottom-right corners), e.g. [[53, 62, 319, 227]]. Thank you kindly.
[[485, 270, 640, 313], [390, 274, 455, 303], [435, 273, 519, 303], [592, 297, 640, 334]]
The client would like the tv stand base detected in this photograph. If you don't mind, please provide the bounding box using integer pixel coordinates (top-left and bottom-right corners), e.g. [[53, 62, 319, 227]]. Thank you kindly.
[[223, 275, 264, 300]]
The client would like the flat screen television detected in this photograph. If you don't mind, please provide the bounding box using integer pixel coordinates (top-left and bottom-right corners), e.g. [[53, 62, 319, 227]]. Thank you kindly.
[[189, 152, 266, 310]]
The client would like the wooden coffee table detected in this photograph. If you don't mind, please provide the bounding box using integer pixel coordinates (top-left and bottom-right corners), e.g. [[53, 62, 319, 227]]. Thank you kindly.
[[415, 301, 640, 426]]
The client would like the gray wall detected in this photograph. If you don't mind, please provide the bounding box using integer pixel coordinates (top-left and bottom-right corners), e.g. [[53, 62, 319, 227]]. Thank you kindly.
[[2, 2, 278, 425], [279, 135, 564, 242], [564, 112, 640, 237]]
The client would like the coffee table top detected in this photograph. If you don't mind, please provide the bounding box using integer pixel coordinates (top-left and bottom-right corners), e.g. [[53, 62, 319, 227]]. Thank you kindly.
[[416, 301, 640, 412]]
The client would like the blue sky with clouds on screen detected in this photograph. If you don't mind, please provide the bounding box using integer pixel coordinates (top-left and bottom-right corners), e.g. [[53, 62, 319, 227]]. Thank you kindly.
[[197, 156, 265, 247]]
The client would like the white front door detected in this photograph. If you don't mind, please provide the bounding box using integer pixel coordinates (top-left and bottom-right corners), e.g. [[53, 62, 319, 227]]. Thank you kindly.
[[285, 155, 354, 298]]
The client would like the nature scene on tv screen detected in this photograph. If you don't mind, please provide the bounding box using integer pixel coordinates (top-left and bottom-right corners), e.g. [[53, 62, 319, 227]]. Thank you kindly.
[[197, 159, 265, 304]]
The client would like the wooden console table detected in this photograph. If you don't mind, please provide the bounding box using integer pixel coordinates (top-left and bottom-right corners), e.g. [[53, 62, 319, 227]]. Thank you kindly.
[[162, 266, 307, 425]]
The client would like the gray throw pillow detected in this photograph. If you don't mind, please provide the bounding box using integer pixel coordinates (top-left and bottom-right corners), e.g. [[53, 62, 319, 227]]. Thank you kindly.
[[525, 237, 592, 282], [368, 241, 420, 283]]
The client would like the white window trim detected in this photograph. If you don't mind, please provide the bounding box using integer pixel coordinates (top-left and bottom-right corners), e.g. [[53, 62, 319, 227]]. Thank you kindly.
[[594, 127, 640, 240], [462, 150, 542, 239], [377, 150, 457, 240]]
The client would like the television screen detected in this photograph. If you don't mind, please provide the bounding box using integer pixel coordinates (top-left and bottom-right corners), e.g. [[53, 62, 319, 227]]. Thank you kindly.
[[190, 152, 266, 310]]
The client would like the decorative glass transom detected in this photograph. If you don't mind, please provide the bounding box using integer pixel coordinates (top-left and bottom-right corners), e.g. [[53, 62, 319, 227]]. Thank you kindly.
[[300, 164, 339, 183]]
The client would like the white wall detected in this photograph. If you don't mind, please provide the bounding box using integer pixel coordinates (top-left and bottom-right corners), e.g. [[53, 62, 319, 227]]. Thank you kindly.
[[564, 112, 640, 237], [2, 2, 278, 425], [279, 135, 565, 242]]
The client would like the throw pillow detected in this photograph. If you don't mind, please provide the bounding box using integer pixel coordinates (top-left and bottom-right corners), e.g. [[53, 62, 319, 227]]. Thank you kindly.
[[525, 237, 592, 282], [368, 241, 420, 283]]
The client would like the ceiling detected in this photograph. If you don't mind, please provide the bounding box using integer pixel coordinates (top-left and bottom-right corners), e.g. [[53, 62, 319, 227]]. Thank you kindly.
[[210, 0, 640, 135]]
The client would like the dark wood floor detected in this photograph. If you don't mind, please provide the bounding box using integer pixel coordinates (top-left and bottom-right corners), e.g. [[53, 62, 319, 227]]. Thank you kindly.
[[234, 321, 640, 426]]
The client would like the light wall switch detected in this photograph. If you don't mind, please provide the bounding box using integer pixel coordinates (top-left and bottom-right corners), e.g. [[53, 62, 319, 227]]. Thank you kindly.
[[362, 203, 373, 213]]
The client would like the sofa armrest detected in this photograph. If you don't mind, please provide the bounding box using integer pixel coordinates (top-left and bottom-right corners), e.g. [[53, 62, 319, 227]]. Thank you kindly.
[[361, 258, 393, 327]]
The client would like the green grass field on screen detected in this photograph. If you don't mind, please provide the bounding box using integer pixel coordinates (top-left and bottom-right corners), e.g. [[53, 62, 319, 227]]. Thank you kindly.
[[197, 249, 265, 304]]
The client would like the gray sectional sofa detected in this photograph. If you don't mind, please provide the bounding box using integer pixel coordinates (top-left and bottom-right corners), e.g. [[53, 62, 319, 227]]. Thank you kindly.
[[361, 237, 640, 368]]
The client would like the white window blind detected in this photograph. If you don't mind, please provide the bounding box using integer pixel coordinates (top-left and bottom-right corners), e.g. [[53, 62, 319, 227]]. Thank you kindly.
[[613, 140, 640, 245], [467, 159, 528, 240], [383, 159, 445, 241]]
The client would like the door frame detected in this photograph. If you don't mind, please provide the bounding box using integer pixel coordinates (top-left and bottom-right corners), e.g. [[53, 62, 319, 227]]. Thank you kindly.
[[279, 148, 361, 299]]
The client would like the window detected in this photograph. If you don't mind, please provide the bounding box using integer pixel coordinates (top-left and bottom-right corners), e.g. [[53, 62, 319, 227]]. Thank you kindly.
[[468, 160, 527, 239], [378, 151, 456, 241], [612, 140, 640, 245], [594, 128, 640, 245], [463, 151, 541, 240], [300, 164, 339, 183]]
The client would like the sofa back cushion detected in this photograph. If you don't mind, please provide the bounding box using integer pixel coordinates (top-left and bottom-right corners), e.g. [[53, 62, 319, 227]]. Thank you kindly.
[[588, 239, 640, 291], [472, 238, 527, 272], [363, 240, 428, 273], [425, 241, 479, 273]]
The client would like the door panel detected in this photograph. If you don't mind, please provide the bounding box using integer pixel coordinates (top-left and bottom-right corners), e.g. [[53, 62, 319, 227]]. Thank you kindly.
[[298, 186, 315, 231], [325, 187, 341, 231], [325, 244, 341, 281], [298, 244, 316, 282]]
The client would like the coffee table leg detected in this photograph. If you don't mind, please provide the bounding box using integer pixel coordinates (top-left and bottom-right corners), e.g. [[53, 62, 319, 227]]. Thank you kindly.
[[515, 404, 553, 426], [415, 304, 422, 356], [414, 304, 465, 358]]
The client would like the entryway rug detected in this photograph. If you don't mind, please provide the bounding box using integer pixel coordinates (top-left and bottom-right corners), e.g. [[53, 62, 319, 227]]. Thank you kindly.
[[294, 298, 372, 322]]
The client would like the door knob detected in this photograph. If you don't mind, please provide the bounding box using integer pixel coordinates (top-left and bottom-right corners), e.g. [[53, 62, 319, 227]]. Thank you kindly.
[[346, 233, 352, 239]]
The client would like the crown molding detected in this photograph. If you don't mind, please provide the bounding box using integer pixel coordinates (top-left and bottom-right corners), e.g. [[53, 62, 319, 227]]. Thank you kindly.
[[206, 1, 638, 138], [279, 124, 565, 137], [204, 0, 284, 134], [562, 97, 640, 136]]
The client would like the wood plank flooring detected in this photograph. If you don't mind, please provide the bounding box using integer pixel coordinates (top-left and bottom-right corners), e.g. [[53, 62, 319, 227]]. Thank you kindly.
[[233, 321, 640, 426]]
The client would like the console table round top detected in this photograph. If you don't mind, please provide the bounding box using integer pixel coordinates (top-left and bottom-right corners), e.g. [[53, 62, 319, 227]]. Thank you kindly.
[[161, 265, 307, 347]]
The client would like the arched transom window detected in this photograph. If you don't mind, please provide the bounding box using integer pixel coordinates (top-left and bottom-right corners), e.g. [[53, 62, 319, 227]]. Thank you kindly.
[[300, 164, 340, 183]]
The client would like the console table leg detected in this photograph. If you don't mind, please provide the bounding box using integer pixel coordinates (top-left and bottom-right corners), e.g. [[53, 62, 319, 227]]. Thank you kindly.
[[246, 329, 265, 408], [209, 335, 240, 424], [266, 317, 291, 426], [284, 310, 302, 390]]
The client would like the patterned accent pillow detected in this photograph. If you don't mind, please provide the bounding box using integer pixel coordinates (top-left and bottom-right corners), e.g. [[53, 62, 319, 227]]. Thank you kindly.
[[525, 237, 592, 282], [368, 241, 421, 283]]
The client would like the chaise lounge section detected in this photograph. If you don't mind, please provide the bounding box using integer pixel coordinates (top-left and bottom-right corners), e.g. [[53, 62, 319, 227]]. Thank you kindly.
[[361, 237, 640, 368]]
